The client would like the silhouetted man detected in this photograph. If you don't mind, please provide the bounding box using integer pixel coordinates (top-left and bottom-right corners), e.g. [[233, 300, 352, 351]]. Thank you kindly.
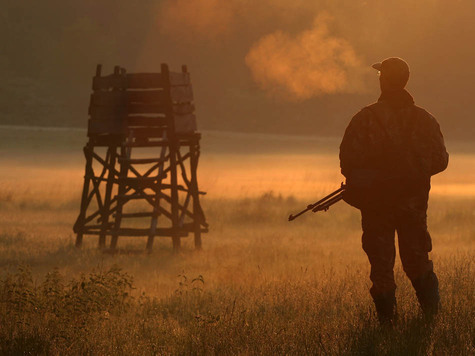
[[339, 57, 449, 324]]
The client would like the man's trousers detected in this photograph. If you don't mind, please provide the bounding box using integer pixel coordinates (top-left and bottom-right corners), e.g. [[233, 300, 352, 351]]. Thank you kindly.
[[361, 195, 434, 299]]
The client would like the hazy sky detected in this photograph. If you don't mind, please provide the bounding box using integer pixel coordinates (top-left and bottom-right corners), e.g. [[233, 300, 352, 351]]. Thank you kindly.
[[2, 0, 475, 139]]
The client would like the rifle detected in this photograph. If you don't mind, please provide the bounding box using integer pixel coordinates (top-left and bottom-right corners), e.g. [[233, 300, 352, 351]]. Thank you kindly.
[[288, 183, 346, 221]]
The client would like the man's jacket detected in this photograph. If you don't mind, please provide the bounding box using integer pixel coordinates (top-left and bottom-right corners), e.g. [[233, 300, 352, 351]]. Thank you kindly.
[[339, 89, 449, 208]]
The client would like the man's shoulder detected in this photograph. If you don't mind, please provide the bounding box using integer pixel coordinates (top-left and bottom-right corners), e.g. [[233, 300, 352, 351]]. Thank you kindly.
[[413, 104, 434, 117], [345, 103, 381, 133], [360, 102, 435, 120], [351, 102, 379, 120], [364, 102, 380, 111], [360, 102, 379, 113], [412, 105, 439, 128]]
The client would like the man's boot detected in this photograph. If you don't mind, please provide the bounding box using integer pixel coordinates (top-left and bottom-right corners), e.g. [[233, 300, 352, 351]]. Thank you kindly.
[[411, 271, 440, 318], [372, 292, 397, 326]]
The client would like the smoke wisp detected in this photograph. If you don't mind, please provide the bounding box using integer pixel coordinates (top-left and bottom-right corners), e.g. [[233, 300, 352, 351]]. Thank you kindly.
[[245, 14, 367, 100]]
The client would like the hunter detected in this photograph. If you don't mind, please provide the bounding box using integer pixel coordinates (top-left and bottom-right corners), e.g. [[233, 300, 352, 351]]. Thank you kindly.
[[339, 57, 449, 324]]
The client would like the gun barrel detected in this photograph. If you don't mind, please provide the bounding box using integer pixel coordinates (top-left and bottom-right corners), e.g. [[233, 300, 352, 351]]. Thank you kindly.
[[288, 183, 346, 221], [309, 185, 345, 209], [312, 192, 344, 212], [288, 209, 307, 221]]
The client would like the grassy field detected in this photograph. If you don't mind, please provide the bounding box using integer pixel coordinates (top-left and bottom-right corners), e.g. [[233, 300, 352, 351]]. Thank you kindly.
[[0, 126, 473, 355]]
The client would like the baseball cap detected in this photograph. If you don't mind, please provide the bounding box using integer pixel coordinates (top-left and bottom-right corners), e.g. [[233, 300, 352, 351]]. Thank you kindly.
[[372, 57, 410, 87], [372, 57, 409, 76]]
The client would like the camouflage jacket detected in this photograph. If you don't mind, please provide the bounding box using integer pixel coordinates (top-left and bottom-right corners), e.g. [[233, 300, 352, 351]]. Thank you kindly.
[[339, 89, 449, 196]]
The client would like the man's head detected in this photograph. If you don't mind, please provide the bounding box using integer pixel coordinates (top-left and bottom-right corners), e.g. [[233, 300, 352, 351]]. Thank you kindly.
[[372, 57, 410, 91]]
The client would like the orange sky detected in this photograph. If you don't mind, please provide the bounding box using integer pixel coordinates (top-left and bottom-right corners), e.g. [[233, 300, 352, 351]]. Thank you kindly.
[[3, 1, 475, 139]]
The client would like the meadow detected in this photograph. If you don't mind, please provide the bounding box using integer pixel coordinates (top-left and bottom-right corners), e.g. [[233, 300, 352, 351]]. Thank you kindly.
[[0, 126, 473, 355]]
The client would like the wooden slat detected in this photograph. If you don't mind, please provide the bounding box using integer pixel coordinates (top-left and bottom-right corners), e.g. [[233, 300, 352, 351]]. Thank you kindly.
[[118, 177, 157, 185], [89, 132, 200, 147], [124, 141, 171, 147], [126, 73, 164, 88], [89, 97, 193, 118], [88, 119, 124, 136], [120, 212, 155, 218], [127, 90, 165, 103], [117, 137, 198, 147], [90, 90, 167, 106], [90, 92, 124, 106], [118, 157, 166, 164], [117, 193, 155, 200], [128, 103, 168, 114], [176, 133, 201, 144], [174, 114, 197, 133], [82, 223, 114, 230], [127, 116, 167, 127], [126, 127, 165, 138], [89, 103, 168, 116], [89, 105, 128, 117], [122, 180, 158, 189], [96, 133, 199, 147]]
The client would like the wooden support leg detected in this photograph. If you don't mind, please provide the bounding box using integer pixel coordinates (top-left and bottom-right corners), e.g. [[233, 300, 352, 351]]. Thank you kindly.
[[146, 235, 155, 253], [190, 144, 202, 250], [161, 64, 182, 253], [169, 144, 181, 253], [110, 232, 119, 250], [75, 145, 93, 248], [146, 210, 157, 253], [172, 236, 181, 252], [98, 235, 106, 250], [111, 145, 129, 250], [146, 133, 168, 253], [194, 230, 202, 250], [99, 147, 116, 249], [76, 233, 84, 248], [147, 206, 160, 253]]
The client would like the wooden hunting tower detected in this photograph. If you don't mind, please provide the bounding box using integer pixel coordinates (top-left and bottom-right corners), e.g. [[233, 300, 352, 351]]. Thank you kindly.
[[73, 64, 208, 252]]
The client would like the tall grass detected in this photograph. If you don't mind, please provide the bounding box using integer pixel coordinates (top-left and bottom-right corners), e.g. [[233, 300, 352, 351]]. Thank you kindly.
[[0, 127, 473, 354], [0, 257, 472, 355], [0, 192, 473, 354]]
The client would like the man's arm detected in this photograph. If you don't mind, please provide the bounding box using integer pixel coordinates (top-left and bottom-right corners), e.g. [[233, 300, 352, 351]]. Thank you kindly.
[[340, 109, 381, 209], [339, 109, 371, 178], [427, 115, 449, 175]]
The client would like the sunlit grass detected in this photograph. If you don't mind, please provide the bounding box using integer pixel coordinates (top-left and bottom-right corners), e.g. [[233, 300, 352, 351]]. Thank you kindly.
[[0, 187, 473, 354], [0, 127, 473, 354]]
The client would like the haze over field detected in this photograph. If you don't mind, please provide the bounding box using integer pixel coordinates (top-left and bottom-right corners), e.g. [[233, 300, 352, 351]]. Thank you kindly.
[[3, 1, 475, 139], [1, 126, 475, 200], [0, 127, 473, 354]]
